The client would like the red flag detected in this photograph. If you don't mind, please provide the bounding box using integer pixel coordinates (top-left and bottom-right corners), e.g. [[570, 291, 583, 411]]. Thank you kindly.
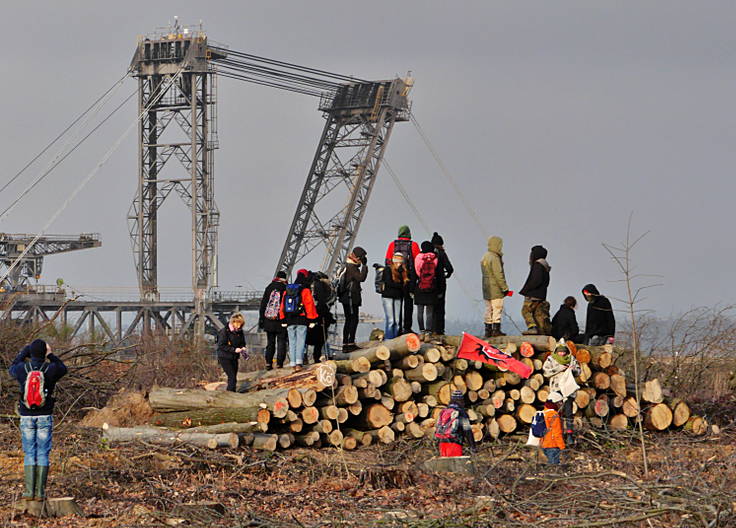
[[457, 333, 532, 379]]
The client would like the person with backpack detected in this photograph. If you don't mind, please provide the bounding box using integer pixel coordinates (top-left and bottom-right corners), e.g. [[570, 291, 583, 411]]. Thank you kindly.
[[581, 284, 616, 345], [431, 232, 454, 335], [385, 225, 420, 334], [435, 390, 476, 457], [307, 271, 336, 362], [414, 241, 440, 335], [9, 338, 68, 501], [543, 340, 581, 444], [381, 253, 410, 340], [480, 235, 510, 338], [519, 245, 552, 335], [551, 296, 581, 342], [338, 247, 368, 352], [258, 272, 288, 370], [216, 313, 247, 391], [540, 392, 566, 465], [280, 268, 319, 369]]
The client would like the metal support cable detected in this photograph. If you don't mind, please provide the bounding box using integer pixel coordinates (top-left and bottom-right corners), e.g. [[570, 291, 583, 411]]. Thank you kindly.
[[0, 67, 187, 286], [216, 71, 324, 97], [0, 71, 131, 196], [410, 113, 488, 237], [217, 59, 341, 90], [0, 87, 137, 222]]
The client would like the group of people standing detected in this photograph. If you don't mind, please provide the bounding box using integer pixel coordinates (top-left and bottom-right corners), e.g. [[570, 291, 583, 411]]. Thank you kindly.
[[481, 236, 616, 345]]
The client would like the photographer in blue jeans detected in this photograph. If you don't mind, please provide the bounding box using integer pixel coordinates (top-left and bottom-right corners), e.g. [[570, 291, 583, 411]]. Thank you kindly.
[[9, 339, 67, 501]]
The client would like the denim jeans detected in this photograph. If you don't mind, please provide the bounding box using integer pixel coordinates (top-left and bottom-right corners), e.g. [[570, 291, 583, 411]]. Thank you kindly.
[[287, 325, 308, 366], [543, 447, 561, 465], [382, 297, 402, 340], [20, 415, 53, 466]]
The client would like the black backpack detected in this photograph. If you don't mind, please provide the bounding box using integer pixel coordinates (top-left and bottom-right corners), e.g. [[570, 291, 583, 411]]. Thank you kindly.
[[393, 239, 414, 276], [374, 264, 385, 294]]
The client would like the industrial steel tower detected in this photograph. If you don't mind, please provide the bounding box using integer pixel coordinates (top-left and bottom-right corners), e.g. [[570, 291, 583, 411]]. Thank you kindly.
[[276, 78, 412, 278], [128, 24, 225, 333]]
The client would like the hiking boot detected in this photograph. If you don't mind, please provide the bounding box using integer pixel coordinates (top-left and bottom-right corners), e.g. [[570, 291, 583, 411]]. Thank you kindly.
[[493, 324, 506, 337], [294, 364, 304, 372], [483, 324, 492, 338], [522, 327, 539, 335], [34, 465, 48, 501], [22, 465, 35, 500], [265, 365, 273, 371]]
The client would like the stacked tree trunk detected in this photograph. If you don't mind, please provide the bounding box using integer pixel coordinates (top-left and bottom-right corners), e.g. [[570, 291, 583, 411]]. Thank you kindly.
[[105, 333, 705, 451]]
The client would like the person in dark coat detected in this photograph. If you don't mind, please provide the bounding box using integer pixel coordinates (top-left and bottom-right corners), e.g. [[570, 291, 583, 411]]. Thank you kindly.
[[258, 271, 288, 370], [519, 245, 552, 335], [431, 232, 454, 335], [9, 338, 67, 501], [216, 313, 247, 391], [385, 226, 420, 334], [381, 253, 410, 340], [582, 284, 616, 345], [414, 241, 440, 334], [338, 247, 368, 352], [307, 271, 336, 362], [551, 296, 581, 342]]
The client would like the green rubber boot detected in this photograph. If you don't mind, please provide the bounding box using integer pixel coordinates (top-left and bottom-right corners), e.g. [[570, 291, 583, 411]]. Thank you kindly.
[[34, 465, 48, 501], [22, 465, 36, 500]]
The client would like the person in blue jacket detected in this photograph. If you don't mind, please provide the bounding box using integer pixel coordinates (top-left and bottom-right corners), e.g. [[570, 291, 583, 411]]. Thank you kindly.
[[9, 338, 68, 501]]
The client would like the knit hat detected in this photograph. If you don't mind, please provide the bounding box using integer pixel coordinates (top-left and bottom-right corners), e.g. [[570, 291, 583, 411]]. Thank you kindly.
[[547, 391, 563, 403], [29, 339, 47, 359], [352, 246, 367, 259], [450, 389, 464, 403], [420, 241, 434, 253], [431, 232, 444, 246], [276, 271, 287, 280], [398, 225, 411, 238], [296, 268, 309, 279]]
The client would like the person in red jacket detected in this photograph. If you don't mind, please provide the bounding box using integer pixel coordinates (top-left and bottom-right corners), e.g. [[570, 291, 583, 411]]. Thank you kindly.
[[279, 269, 318, 370], [385, 225, 420, 334]]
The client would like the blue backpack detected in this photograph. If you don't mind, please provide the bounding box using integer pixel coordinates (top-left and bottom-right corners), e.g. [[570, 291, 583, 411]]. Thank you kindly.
[[283, 284, 303, 314], [531, 411, 549, 438]]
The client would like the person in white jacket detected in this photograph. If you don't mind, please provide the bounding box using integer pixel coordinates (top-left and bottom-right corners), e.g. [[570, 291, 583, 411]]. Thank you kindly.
[[543, 340, 581, 444]]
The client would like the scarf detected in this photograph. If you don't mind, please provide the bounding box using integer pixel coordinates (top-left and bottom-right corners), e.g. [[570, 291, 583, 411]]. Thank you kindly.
[[551, 350, 571, 366]]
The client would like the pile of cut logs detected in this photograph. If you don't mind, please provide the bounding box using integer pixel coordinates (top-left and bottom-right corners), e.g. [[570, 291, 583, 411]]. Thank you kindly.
[[102, 333, 708, 451]]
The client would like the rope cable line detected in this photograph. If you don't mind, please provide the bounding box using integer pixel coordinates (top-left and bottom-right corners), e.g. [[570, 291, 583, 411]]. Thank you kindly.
[[0, 66, 186, 286]]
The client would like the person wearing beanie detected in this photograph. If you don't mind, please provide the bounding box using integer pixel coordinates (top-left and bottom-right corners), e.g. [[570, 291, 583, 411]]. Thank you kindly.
[[543, 339, 581, 444], [581, 284, 615, 345], [435, 389, 475, 457], [280, 269, 318, 370], [431, 232, 454, 335], [259, 272, 289, 369], [551, 296, 581, 342], [414, 241, 440, 335], [9, 339, 68, 501], [381, 253, 410, 340], [337, 247, 368, 352], [541, 392, 566, 464], [480, 236, 509, 338], [385, 226, 420, 334], [519, 245, 552, 335]]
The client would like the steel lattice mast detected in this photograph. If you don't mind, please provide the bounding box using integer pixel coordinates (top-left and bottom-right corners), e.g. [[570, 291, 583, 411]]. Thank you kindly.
[[276, 79, 412, 278], [128, 26, 224, 333]]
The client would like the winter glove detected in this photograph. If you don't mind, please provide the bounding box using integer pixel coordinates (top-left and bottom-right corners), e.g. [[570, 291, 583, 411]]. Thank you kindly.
[[308, 322, 316, 329], [281, 323, 288, 328]]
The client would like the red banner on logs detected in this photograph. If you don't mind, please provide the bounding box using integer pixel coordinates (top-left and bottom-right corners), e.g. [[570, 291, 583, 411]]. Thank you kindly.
[[456, 332, 532, 379]]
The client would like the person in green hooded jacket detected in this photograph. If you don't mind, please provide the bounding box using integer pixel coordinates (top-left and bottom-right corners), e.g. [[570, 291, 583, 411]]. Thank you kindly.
[[480, 236, 509, 337]]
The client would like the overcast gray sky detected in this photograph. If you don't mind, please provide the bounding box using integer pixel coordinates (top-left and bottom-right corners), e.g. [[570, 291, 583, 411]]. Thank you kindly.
[[1, 1, 734, 324]]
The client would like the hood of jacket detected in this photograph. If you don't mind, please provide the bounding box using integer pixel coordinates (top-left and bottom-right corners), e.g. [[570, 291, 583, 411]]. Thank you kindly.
[[530, 245, 547, 261], [582, 283, 600, 296], [487, 236, 503, 255], [536, 258, 551, 272]]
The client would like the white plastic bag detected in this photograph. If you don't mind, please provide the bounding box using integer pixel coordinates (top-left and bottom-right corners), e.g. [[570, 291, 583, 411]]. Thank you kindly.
[[526, 427, 540, 446]]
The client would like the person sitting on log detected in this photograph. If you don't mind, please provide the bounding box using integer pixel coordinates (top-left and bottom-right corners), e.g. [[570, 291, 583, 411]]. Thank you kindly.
[[9, 339, 68, 501], [280, 269, 319, 370], [414, 241, 440, 336], [541, 391, 566, 465], [217, 313, 248, 391], [435, 390, 476, 457], [581, 283, 616, 345], [431, 232, 454, 336], [543, 340, 581, 444], [480, 235, 509, 338], [519, 245, 552, 335], [259, 271, 288, 370], [551, 296, 582, 342]]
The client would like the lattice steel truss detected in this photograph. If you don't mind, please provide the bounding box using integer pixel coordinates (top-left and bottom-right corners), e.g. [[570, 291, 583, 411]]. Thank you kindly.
[[128, 34, 223, 332], [276, 79, 412, 278]]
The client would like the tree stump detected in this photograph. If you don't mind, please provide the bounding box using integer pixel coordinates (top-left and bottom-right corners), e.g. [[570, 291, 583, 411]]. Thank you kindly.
[[423, 456, 476, 475]]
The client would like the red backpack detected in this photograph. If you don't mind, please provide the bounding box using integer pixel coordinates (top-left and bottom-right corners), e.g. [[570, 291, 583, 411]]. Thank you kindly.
[[23, 362, 48, 409], [417, 253, 438, 292], [434, 407, 460, 440]]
